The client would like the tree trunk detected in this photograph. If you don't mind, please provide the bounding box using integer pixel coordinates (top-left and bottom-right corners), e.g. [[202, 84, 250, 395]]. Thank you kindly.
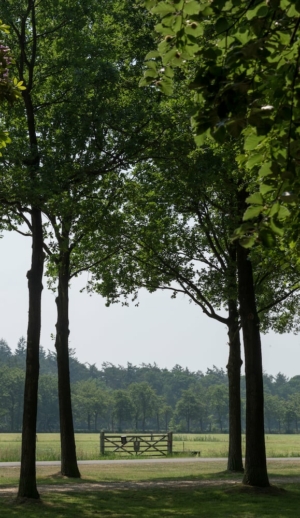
[[18, 208, 44, 499], [226, 301, 244, 472], [237, 243, 269, 487], [55, 249, 80, 478]]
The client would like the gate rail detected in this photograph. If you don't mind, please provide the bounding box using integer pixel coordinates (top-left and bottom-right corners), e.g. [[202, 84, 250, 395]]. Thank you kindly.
[[100, 432, 172, 456]]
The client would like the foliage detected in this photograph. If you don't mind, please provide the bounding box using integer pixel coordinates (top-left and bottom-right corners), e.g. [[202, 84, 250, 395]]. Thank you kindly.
[[0, 19, 24, 153], [0, 338, 300, 434], [142, 0, 300, 249]]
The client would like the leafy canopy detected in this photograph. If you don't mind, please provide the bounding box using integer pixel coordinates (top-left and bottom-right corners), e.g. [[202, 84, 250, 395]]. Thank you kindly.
[[141, 0, 300, 249], [0, 20, 25, 153]]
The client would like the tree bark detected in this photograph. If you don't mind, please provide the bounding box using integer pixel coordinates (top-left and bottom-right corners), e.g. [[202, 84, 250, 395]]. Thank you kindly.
[[226, 301, 244, 472], [237, 243, 269, 487], [18, 208, 44, 499], [55, 248, 80, 478]]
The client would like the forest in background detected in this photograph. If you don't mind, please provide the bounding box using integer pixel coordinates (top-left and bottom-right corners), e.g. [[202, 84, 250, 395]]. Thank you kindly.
[[0, 337, 299, 435]]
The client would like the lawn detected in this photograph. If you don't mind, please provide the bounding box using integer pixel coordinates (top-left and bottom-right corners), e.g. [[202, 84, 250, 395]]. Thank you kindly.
[[0, 486, 299, 518], [1, 433, 300, 461], [0, 459, 300, 517]]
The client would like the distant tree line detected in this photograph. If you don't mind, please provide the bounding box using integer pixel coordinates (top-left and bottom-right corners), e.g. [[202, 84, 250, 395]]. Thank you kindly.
[[0, 337, 299, 435]]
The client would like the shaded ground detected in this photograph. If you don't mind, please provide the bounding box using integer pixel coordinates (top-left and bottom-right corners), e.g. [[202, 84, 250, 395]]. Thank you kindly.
[[0, 476, 299, 496]]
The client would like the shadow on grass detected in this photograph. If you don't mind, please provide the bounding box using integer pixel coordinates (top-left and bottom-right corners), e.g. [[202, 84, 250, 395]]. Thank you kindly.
[[35, 469, 243, 486], [1, 485, 300, 518]]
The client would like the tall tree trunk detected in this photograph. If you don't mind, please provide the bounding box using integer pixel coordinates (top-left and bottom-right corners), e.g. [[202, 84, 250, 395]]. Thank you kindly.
[[226, 301, 244, 472], [18, 208, 44, 499], [55, 249, 80, 478], [237, 243, 269, 487]]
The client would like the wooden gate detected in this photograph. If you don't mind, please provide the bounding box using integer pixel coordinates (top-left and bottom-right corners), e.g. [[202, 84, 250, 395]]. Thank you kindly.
[[100, 432, 172, 456]]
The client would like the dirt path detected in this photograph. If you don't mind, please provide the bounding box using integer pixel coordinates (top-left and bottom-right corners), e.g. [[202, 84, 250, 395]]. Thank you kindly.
[[0, 476, 299, 496]]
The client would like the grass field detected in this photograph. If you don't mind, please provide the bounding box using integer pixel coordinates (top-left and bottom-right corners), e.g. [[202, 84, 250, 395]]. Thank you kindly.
[[0, 460, 300, 517], [1, 433, 300, 461]]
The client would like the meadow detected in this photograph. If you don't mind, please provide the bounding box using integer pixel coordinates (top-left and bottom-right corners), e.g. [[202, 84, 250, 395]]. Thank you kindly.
[[1, 433, 300, 461]]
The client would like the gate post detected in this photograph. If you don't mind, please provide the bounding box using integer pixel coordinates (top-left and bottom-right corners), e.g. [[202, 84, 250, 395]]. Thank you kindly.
[[100, 432, 105, 455], [167, 432, 173, 454]]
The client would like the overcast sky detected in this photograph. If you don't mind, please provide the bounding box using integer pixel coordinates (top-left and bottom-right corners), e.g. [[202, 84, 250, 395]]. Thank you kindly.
[[1, 230, 299, 378]]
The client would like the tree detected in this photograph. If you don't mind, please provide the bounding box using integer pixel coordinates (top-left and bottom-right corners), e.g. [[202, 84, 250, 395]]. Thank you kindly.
[[0, 338, 12, 364], [139, 0, 300, 487], [37, 375, 59, 432], [207, 384, 229, 433], [0, 366, 24, 431], [129, 382, 157, 431], [0, 0, 165, 496], [73, 379, 108, 431], [88, 135, 300, 474], [175, 389, 200, 432], [112, 390, 134, 431], [142, 0, 300, 248]]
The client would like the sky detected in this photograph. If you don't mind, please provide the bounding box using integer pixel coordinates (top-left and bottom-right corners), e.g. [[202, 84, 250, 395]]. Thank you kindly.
[[1, 230, 299, 379]]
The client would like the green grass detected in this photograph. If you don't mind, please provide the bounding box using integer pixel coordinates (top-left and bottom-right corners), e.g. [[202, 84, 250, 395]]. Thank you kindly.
[[0, 484, 300, 517], [1, 460, 300, 516], [1, 433, 300, 461], [0, 459, 299, 486]]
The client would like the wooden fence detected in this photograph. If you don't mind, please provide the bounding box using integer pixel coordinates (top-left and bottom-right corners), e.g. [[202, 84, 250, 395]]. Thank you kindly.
[[100, 432, 173, 456]]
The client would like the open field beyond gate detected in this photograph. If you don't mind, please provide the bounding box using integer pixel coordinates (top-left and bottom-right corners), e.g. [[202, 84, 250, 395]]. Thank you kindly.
[[0, 433, 300, 461]]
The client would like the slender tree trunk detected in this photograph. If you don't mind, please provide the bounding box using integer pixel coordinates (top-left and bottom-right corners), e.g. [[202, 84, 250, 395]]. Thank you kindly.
[[226, 301, 244, 472], [18, 208, 44, 499], [237, 243, 269, 487], [55, 249, 80, 478]]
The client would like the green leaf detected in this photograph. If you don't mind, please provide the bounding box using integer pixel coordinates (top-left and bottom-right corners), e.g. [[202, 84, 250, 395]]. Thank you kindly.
[[144, 69, 159, 78], [162, 48, 180, 64], [243, 205, 264, 220], [244, 134, 265, 151], [145, 50, 160, 59], [246, 2, 268, 20], [145, 60, 158, 70], [185, 23, 204, 36], [269, 201, 280, 217], [239, 236, 256, 248], [258, 162, 273, 177], [183, 1, 200, 14], [212, 124, 227, 144], [259, 229, 276, 248], [270, 218, 284, 237], [260, 183, 274, 195], [246, 192, 264, 205], [157, 79, 173, 95], [277, 205, 291, 220], [246, 152, 264, 169], [139, 77, 154, 87], [151, 4, 176, 15], [173, 14, 183, 32], [215, 17, 229, 33]]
